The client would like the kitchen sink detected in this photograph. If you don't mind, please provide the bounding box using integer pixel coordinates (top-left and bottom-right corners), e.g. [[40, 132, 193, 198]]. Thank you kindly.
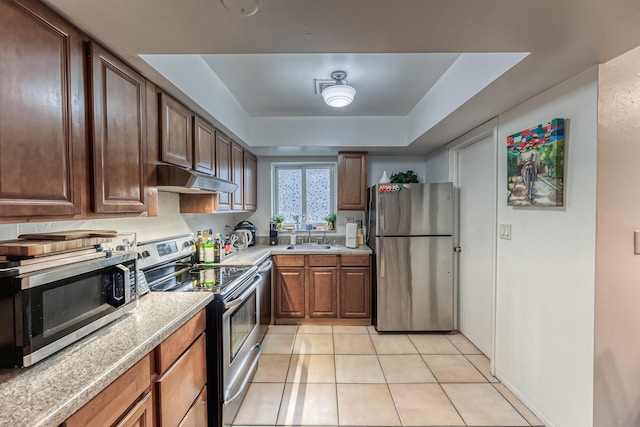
[[284, 244, 334, 250]]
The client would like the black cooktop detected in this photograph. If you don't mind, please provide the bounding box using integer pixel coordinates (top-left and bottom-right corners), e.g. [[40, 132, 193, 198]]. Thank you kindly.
[[148, 264, 257, 296]]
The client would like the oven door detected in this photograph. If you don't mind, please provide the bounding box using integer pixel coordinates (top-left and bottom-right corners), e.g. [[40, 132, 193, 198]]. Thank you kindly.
[[222, 273, 263, 426]]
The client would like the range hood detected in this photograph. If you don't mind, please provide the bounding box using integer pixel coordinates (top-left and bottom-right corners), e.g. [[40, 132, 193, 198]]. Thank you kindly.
[[156, 164, 238, 194]]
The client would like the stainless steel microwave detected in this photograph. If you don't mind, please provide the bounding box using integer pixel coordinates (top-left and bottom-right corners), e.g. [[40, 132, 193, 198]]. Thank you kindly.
[[0, 252, 137, 367]]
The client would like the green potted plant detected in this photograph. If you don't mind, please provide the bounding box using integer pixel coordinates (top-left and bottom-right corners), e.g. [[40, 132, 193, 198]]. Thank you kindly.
[[272, 213, 285, 230], [323, 213, 337, 230], [390, 170, 419, 183]]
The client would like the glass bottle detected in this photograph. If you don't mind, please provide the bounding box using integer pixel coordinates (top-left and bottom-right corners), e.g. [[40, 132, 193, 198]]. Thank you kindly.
[[204, 230, 214, 264], [194, 230, 204, 264], [214, 235, 222, 263]]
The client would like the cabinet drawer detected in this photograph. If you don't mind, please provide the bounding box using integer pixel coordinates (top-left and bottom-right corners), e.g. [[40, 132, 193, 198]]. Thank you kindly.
[[157, 334, 207, 427], [156, 309, 205, 375], [274, 255, 305, 267], [341, 254, 370, 266], [308, 255, 338, 266], [178, 386, 208, 427], [65, 354, 151, 427]]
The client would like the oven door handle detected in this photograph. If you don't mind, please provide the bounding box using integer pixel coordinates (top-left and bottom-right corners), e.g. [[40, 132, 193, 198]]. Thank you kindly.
[[224, 275, 261, 310], [224, 343, 262, 405], [257, 259, 273, 274]]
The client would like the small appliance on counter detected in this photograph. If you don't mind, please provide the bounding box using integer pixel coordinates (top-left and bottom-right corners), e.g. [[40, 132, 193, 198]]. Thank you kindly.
[[269, 221, 279, 246], [345, 222, 358, 248], [0, 230, 137, 367], [234, 221, 257, 247]]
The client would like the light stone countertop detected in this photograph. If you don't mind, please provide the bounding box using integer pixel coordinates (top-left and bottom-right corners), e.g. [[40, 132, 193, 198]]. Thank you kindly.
[[0, 291, 214, 427], [213, 244, 372, 266], [0, 245, 372, 426]]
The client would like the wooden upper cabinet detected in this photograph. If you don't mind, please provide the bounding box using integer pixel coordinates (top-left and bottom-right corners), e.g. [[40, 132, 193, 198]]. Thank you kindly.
[[89, 42, 148, 213], [160, 92, 192, 169], [338, 152, 368, 210], [243, 151, 257, 211], [193, 116, 216, 175], [231, 142, 244, 210], [0, 0, 85, 217], [215, 131, 232, 210]]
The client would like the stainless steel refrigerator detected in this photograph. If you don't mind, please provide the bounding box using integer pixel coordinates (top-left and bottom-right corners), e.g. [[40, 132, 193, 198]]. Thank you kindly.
[[368, 183, 454, 331]]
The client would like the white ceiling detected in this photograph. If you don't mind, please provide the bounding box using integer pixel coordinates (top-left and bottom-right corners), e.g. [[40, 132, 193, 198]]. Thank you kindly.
[[201, 53, 460, 116], [43, 0, 640, 156]]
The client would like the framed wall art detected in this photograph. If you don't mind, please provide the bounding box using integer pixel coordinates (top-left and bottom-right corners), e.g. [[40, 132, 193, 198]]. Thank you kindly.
[[506, 118, 565, 206]]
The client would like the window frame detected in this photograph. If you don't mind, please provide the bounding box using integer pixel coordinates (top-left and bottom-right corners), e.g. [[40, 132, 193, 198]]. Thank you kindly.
[[272, 162, 337, 226]]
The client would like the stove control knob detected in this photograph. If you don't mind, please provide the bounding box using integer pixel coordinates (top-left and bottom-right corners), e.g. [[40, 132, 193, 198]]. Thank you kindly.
[[183, 241, 194, 248], [141, 250, 151, 258]]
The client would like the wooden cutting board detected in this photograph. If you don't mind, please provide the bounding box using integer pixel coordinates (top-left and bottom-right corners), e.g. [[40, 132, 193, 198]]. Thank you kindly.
[[0, 237, 113, 256], [17, 230, 118, 240]]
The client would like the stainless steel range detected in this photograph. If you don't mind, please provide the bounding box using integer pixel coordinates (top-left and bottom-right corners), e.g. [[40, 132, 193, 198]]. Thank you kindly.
[[137, 235, 263, 427]]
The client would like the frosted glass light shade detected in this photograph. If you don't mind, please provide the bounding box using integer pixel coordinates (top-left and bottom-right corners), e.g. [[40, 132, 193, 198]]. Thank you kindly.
[[321, 84, 356, 107]]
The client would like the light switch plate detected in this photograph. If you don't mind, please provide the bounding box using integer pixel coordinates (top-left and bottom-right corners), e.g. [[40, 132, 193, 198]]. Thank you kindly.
[[634, 230, 640, 254], [499, 224, 512, 240]]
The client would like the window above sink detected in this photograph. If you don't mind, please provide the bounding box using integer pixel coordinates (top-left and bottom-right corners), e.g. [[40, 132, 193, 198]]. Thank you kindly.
[[272, 162, 336, 229]]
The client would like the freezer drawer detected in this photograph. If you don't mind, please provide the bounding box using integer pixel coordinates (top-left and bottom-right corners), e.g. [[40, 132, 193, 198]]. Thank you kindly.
[[375, 236, 453, 331]]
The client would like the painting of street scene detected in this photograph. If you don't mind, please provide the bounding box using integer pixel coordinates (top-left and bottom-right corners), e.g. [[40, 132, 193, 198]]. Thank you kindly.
[[507, 118, 565, 206]]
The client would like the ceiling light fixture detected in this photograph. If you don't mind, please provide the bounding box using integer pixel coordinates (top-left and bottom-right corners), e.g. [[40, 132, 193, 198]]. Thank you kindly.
[[220, 0, 260, 16], [321, 71, 356, 108]]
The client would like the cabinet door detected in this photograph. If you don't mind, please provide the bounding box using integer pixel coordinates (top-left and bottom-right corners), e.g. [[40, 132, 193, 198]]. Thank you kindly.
[[215, 131, 232, 210], [339, 268, 371, 318], [276, 268, 305, 318], [193, 116, 215, 175], [177, 387, 207, 427], [243, 151, 257, 211], [309, 267, 338, 318], [160, 92, 192, 168], [89, 42, 148, 213], [115, 392, 153, 427], [338, 152, 368, 210], [0, 0, 85, 217], [231, 142, 244, 210]]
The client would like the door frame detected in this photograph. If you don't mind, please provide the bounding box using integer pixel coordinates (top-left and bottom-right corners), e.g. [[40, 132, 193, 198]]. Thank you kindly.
[[447, 118, 498, 372]]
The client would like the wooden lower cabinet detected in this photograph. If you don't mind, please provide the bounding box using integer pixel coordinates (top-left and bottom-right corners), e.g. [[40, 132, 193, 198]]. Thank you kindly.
[[308, 267, 338, 318], [276, 267, 305, 318], [156, 334, 207, 427], [178, 387, 208, 427], [64, 355, 151, 427], [115, 392, 153, 427], [275, 254, 371, 324], [64, 309, 207, 427], [340, 268, 371, 318]]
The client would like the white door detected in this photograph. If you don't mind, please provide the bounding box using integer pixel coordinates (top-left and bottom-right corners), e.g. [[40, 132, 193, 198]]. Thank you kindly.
[[457, 134, 495, 358]]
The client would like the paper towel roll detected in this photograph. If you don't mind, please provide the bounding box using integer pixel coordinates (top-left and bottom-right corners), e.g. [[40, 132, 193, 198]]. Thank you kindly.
[[345, 223, 358, 248]]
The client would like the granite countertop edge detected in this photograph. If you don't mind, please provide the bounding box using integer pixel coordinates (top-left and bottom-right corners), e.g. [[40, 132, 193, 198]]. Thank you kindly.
[[0, 292, 214, 427], [215, 244, 372, 265]]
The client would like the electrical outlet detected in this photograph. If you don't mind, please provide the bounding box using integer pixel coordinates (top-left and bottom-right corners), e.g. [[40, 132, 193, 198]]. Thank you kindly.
[[634, 230, 640, 254], [499, 224, 512, 240]]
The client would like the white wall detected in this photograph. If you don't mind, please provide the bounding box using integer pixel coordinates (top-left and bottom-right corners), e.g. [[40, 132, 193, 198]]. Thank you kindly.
[[423, 148, 449, 182], [368, 155, 428, 186], [423, 68, 598, 427], [0, 192, 252, 244], [496, 68, 597, 427]]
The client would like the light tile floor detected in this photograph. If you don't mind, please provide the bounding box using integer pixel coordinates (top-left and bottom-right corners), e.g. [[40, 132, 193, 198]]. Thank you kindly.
[[232, 325, 544, 427]]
